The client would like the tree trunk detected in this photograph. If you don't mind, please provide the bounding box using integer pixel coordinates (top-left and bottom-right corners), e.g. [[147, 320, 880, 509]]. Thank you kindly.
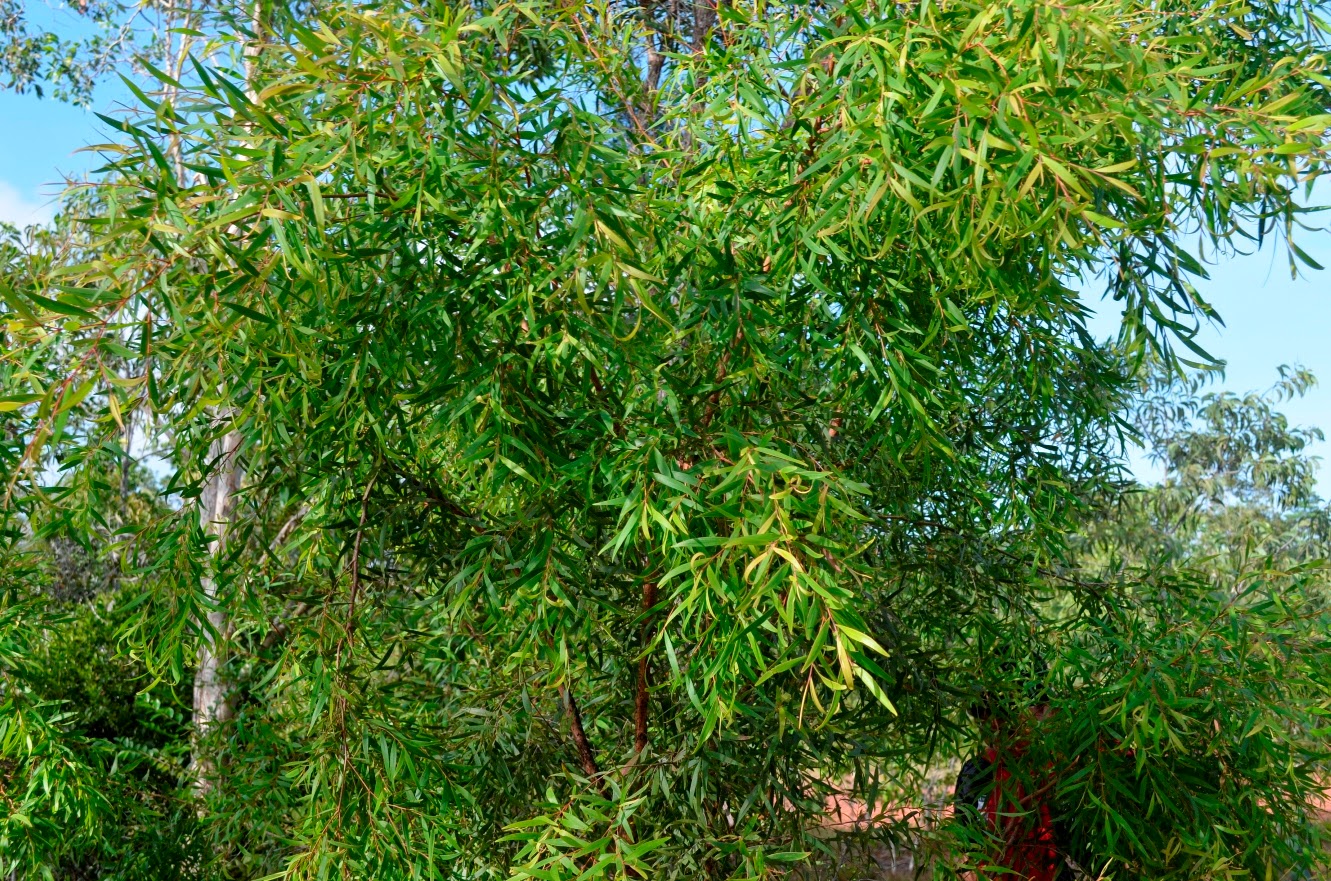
[[192, 427, 242, 798], [193, 0, 263, 801]]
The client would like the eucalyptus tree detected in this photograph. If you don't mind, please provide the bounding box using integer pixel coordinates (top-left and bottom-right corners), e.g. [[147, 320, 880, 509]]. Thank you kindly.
[[3, 0, 1331, 879], [1080, 365, 1331, 572], [0, 0, 234, 105]]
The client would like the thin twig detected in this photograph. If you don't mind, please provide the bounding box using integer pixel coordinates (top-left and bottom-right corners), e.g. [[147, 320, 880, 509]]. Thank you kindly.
[[344, 472, 379, 647]]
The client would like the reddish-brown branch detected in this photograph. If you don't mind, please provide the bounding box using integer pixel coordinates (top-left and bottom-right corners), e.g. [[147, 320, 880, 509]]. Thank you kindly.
[[635, 581, 659, 755], [561, 685, 602, 787], [697, 342, 735, 432]]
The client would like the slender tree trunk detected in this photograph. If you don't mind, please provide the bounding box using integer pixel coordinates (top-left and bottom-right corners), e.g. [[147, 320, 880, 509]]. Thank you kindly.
[[692, 0, 717, 52], [192, 0, 264, 801], [641, 0, 664, 121], [192, 426, 242, 797], [244, 0, 266, 89]]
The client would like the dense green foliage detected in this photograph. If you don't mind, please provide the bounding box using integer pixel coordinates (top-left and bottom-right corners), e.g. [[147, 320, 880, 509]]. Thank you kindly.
[[1054, 370, 1331, 881], [2, 0, 1331, 878]]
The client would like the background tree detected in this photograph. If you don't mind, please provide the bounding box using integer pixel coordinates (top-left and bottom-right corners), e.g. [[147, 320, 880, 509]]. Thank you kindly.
[[1041, 366, 1331, 881], [0, 218, 202, 874], [0, 0, 231, 105], [1080, 365, 1331, 572]]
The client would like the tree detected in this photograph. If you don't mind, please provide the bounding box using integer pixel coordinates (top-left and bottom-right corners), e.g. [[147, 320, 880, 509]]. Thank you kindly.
[[1047, 366, 1331, 881], [1080, 365, 1330, 572], [0, 219, 202, 872], [2, 0, 1330, 878], [0, 0, 222, 105]]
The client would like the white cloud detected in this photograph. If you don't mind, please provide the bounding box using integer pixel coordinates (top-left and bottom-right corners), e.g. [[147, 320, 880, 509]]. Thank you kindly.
[[0, 180, 56, 228]]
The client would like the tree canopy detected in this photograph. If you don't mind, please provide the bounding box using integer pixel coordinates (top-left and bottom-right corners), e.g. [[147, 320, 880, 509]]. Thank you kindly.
[[1, 0, 1330, 878]]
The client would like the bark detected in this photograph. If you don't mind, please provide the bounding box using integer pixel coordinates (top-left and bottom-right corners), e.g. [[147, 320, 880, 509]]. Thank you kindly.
[[192, 427, 242, 797], [192, 0, 263, 805], [634, 581, 658, 755], [692, 0, 717, 53], [561, 684, 603, 788]]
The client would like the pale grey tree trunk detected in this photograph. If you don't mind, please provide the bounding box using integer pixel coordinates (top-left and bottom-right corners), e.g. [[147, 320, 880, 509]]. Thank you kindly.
[[191, 0, 264, 803], [192, 426, 242, 797]]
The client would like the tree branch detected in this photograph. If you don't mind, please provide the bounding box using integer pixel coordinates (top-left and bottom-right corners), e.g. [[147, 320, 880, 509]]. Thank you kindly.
[[635, 581, 658, 755], [344, 472, 378, 647], [257, 600, 309, 655], [561, 684, 603, 787]]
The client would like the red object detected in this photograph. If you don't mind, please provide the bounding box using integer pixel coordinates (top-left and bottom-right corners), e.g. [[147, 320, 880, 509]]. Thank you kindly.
[[980, 745, 1061, 881]]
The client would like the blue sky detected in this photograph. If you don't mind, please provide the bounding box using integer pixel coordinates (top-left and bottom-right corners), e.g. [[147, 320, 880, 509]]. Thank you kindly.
[[0, 87, 127, 224], [3, 86, 1329, 491], [1083, 230, 1331, 491]]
